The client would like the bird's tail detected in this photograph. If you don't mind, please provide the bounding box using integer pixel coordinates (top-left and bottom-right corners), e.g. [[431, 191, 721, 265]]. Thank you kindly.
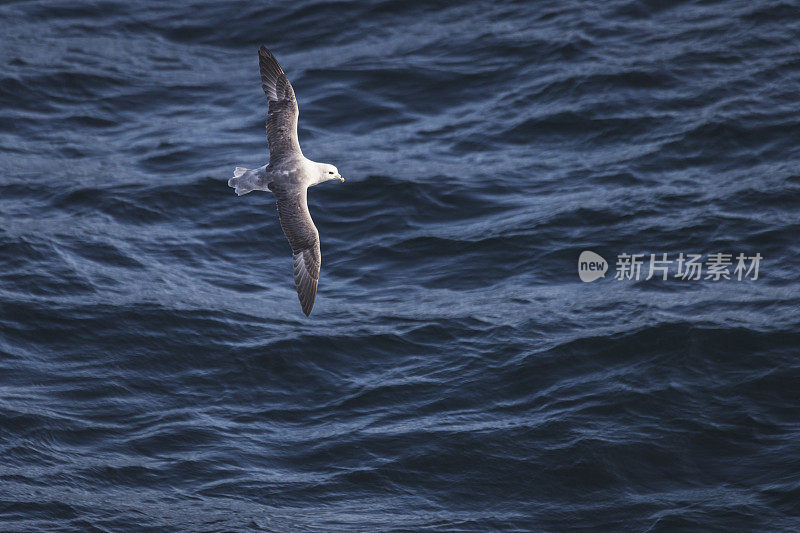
[[228, 167, 260, 196]]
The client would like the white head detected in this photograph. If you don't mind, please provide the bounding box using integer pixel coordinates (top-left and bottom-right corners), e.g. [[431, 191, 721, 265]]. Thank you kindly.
[[316, 162, 344, 185]]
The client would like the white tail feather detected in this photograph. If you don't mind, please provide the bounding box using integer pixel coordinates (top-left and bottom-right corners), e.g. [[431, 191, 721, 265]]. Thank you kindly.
[[228, 167, 260, 196]]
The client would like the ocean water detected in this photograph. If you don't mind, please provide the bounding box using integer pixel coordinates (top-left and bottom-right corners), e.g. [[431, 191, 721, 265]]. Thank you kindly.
[[1, 0, 799, 530]]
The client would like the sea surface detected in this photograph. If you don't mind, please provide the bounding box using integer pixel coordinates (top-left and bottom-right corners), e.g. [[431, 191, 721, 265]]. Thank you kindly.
[[1, 0, 799, 531]]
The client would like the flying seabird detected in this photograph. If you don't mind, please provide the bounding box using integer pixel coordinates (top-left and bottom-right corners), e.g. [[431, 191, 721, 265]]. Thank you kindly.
[[228, 46, 344, 317]]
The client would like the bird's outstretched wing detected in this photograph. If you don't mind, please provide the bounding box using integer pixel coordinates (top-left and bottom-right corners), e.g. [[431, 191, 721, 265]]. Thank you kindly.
[[274, 189, 320, 316], [259, 46, 302, 162]]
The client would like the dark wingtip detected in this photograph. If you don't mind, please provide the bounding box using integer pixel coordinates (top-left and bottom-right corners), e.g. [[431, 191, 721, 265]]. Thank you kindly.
[[258, 45, 284, 77], [258, 45, 273, 59], [299, 291, 314, 317]]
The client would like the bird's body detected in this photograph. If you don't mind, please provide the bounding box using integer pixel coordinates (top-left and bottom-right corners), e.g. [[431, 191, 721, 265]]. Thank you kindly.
[[228, 46, 343, 317]]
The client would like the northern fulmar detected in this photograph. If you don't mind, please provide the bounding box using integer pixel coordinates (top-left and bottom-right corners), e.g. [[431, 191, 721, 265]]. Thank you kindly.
[[228, 46, 344, 317]]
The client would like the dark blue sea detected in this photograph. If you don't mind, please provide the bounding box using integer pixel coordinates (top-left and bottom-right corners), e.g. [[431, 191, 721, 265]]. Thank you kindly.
[[2, 0, 799, 530]]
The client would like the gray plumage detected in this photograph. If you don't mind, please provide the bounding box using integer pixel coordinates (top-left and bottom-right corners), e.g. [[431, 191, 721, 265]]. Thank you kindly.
[[259, 46, 301, 161], [228, 46, 344, 317]]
